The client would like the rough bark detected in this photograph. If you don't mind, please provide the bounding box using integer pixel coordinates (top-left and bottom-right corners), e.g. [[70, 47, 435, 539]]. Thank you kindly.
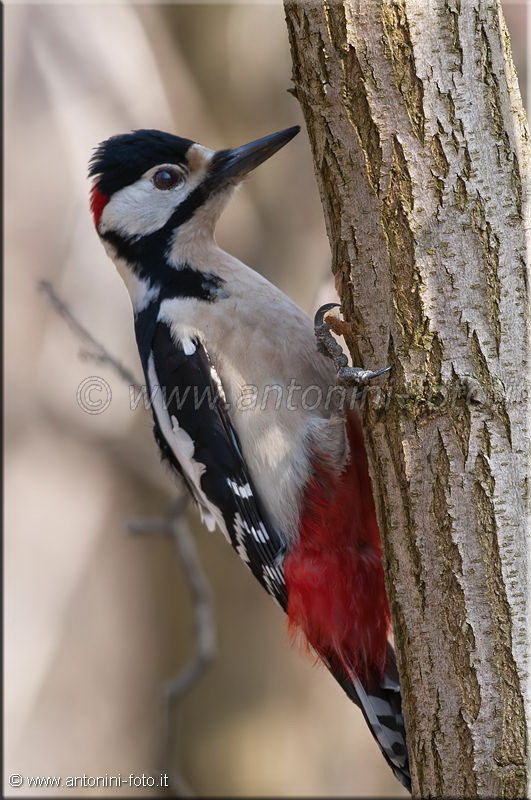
[[283, 0, 529, 796]]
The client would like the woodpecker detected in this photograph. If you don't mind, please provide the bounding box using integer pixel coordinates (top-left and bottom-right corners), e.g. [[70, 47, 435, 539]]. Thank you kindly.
[[89, 126, 410, 791]]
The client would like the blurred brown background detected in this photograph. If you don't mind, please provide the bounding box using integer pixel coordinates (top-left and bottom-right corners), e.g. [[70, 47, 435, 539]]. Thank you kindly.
[[5, 3, 528, 797]]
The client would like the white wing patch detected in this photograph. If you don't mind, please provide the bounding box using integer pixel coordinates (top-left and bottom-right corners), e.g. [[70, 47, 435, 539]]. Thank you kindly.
[[262, 564, 286, 606], [227, 478, 253, 499], [198, 507, 218, 534], [252, 522, 269, 544], [263, 564, 285, 587], [147, 327, 287, 610], [232, 512, 270, 556], [170, 415, 205, 485], [233, 513, 251, 563], [229, 504, 269, 545], [148, 354, 227, 538], [180, 337, 196, 356], [210, 364, 226, 401]]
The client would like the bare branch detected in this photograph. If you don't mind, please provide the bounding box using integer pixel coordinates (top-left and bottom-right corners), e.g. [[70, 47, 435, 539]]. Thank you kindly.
[[40, 279, 217, 796], [129, 498, 216, 797], [39, 279, 141, 389]]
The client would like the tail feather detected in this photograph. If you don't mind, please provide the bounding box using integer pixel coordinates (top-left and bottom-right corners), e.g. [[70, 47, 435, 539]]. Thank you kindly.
[[328, 645, 411, 792], [285, 408, 410, 789]]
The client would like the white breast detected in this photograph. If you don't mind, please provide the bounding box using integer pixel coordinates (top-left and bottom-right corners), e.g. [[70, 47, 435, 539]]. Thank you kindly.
[[157, 246, 346, 542]]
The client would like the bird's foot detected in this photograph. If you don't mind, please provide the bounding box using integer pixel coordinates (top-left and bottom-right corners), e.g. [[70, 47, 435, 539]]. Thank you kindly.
[[314, 303, 391, 393]]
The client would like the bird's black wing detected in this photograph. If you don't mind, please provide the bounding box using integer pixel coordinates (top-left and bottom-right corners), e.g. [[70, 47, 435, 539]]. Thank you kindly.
[[146, 320, 287, 609], [145, 319, 411, 792]]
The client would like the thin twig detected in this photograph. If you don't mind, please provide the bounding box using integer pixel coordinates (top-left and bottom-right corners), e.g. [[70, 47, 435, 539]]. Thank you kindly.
[[39, 279, 141, 390], [129, 499, 216, 796], [40, 279, 217, 797]]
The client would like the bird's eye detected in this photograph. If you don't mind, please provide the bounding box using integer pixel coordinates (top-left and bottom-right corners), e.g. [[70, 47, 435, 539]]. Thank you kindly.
[[152, 167, 183, 191]]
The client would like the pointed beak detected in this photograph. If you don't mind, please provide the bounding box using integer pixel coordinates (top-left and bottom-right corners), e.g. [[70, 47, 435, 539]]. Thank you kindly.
[[208, 125, 300, 186]]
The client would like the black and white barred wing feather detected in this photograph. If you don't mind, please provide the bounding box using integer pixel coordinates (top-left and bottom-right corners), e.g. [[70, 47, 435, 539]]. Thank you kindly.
[[147, 320, 287, 608]]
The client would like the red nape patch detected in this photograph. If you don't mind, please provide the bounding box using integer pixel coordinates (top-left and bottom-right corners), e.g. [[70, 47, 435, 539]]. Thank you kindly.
[[90, 183, 109, 228], [284, 412, 390, 686]]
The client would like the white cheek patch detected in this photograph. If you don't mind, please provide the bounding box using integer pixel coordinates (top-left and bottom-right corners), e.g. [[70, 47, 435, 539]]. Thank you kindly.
[[99, 147, 213, 240], [100, 179, 186, 239]]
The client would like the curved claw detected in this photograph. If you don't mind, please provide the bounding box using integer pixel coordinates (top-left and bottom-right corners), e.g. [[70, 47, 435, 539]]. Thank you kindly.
[[338, 363, 392, 393], [314, 302, 340, 329], [371, 365, 392, 379], [314, 301, 392, 393]]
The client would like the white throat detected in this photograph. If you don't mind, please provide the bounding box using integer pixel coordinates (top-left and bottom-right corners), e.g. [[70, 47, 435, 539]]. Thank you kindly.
[[167, 187, 233, 266]]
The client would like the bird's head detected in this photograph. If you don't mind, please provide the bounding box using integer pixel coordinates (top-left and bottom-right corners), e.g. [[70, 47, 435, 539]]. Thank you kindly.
[[89, 126, 300, 251]]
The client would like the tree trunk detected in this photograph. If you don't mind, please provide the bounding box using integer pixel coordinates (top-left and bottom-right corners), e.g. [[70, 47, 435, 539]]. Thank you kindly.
[[283, 0, 529, 796]]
